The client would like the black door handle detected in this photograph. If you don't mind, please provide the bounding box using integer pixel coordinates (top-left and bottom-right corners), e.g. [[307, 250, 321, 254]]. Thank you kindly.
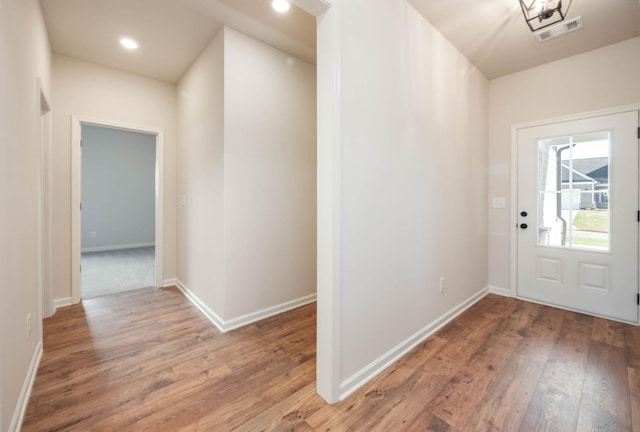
[[520, 211, 528, 217], [520, 223, 528, 229]]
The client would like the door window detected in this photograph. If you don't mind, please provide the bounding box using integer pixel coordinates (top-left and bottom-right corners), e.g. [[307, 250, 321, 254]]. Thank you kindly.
[[537, 131, 610, 251]]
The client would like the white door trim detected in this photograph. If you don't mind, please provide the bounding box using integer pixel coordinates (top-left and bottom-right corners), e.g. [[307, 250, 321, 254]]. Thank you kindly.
[[37, 79, 52, 323], [510, 103, 640, 325], [71, 115, 165, 304]]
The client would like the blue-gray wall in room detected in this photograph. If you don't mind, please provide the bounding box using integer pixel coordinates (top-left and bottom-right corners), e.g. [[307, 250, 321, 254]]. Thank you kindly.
[[81, 125, 156, 251]]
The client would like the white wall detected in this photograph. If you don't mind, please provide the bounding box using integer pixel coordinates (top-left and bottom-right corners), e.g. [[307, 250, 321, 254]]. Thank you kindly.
[[488, 36, 640, 292], [177, 29, 227, 316], [223, 27, 317, 319], [177, 26, 317, 323], [0, 0, 51, 429], [51, 54, 177, 301], [81, 125, 156, 251], [316, 0, 489, 401]]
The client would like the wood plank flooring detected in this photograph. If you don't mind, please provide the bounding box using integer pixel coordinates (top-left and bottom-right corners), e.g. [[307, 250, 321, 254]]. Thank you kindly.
[[22, 288, 639, 431]]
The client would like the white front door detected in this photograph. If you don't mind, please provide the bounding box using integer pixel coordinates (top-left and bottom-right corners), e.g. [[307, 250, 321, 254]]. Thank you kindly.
[[517, 110, 639, 323]]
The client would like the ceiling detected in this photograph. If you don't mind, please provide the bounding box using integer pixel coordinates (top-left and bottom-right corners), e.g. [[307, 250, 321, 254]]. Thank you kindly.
[[40, 0, 316, 84], [40, 0, 640, 83], [410, 0, 640, 79]]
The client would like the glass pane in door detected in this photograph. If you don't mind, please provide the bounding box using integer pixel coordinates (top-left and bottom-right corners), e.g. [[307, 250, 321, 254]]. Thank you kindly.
[[537, 131, 610, 251]]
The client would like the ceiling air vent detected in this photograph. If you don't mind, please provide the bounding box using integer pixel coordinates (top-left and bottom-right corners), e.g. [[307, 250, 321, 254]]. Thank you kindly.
[[534, 16, 583, 42]]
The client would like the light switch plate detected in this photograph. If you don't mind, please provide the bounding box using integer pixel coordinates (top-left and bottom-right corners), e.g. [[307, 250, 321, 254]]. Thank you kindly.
[[492, 197, 506, 209]]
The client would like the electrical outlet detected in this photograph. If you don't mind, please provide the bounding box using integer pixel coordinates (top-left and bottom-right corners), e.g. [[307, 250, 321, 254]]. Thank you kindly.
[[90, 231, 97, 238], [181, 194, 186, 207], [439, 277, 446, 294], [26, 313, 31, 339]]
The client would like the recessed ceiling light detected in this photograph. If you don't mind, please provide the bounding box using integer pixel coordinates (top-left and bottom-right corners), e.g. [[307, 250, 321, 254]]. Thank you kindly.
[[120, 37, 139, 50], [271, 0, 290, 13]]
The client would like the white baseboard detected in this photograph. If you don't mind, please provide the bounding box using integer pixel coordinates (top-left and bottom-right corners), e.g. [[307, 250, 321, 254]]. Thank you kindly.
[[53, 297, 73, 314], [162, 278, 177, 288], [176, 279, 317, 333], [175, 280, 227, 333], [81, 242, 155, 253], [338, 286, 490, 401], [224, 292, 317, 332], [488, 285, 512, 297], [9, 341, 42, 432]]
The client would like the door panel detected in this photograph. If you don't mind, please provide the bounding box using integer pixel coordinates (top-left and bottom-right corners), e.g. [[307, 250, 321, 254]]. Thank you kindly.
[[517, 111, 639, 322]]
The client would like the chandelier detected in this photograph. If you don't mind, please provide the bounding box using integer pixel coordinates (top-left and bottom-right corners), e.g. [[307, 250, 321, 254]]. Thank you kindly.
[[519, 0, 573, 32]]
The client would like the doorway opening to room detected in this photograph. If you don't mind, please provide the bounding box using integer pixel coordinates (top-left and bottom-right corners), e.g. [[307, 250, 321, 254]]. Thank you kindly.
[[71, 119, 165, 301], [80, 125, 156, 298]]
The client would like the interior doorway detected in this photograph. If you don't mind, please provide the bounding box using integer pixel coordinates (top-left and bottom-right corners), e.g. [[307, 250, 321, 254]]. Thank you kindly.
[[80, 124, 157, 298], [516, 110, 639, 323], [71, 117, 165, 303]]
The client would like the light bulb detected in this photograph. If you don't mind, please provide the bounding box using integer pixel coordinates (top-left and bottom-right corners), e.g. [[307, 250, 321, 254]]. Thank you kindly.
[[272, 0, 290, 13], [120, 37, 139, 50]]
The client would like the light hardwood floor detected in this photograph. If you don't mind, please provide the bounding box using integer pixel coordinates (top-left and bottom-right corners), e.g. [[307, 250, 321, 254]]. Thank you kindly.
[[22, 287, 640, 431]]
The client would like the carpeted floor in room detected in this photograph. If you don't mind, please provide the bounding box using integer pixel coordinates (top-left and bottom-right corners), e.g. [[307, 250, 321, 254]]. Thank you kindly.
[[81, 246, 155, 298]]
